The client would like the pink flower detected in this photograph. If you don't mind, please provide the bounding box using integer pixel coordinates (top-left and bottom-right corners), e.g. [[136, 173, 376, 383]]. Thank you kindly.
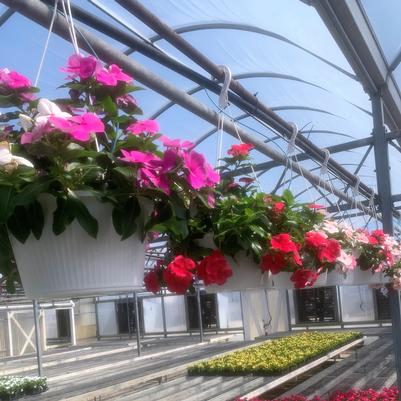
[[62, 54, 101, 80], [183, 150, 220, 189], [120, 149, 160, 166], [127, 119, 159, 135], [158, 135, 194, 149], [49, 113, 104, 141], [95, 64, 132, 86], [336, 250, 356, 271], [0, 68, 31, 89]]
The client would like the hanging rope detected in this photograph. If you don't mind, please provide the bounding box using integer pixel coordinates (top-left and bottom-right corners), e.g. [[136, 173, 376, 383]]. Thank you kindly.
[[34, 0, 59, 87], [60, 0, 80, 54]]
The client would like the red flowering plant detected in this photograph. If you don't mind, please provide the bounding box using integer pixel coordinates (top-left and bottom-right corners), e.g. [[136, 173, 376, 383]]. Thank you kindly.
[[144, 142, 329, 293], [0, 54, 219, 290]]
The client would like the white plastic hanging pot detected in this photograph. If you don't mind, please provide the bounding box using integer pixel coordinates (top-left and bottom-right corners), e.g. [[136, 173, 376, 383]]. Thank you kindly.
[[10, 193, 150, 299], [325, 268, 388, 286], [205, 253, 267, 293]]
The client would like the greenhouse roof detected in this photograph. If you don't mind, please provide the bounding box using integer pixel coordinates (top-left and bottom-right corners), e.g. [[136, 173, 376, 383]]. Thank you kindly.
[[1, 0, 401, 227]]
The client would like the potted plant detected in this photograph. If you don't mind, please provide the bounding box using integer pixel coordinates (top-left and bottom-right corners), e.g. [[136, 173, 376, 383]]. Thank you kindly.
[[0, 54, 218, 298]]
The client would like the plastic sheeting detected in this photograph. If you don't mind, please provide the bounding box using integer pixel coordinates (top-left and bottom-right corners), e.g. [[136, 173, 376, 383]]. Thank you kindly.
[[0, 0, 387, 207], [339, 286, 375, 322], [217, 292, 242, 329]]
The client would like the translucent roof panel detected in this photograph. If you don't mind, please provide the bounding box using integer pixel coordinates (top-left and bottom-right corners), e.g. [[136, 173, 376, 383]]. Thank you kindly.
[[0, 0, 389, 216], [361, 0, 401, 64]]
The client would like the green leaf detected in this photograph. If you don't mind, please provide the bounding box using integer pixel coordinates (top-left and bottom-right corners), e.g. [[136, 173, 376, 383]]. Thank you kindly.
[[112, 197, 140, 240], [102, 95, 118, 117], [26, 201, 44, 240], [67, 192, 98, 238], [7, 206, 31, 243], [0, 186, 15, 223], [13, 178, 51, 207], [282, 189, 295, 205], [53, 197, 75, 235]]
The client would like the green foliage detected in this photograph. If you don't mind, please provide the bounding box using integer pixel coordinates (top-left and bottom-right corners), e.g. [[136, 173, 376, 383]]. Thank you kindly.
[[0, 376, 47, 400], [188, 331, 362, 376]]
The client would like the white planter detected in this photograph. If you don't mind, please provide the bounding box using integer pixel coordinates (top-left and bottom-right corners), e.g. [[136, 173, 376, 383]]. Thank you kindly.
[[325, 268, 388, 286], [205, 254, 266, 293], [10, 194, 149, 299]]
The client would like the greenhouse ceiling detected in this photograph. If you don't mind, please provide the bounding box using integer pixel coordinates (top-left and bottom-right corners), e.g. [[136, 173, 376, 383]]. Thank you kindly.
[[1, 0, 401, 227]]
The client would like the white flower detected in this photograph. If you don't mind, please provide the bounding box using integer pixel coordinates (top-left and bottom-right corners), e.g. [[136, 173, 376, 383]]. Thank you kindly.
[[19, 98, 71, 133], [36, 98, 71, 123], [0, 142, 33, 168]]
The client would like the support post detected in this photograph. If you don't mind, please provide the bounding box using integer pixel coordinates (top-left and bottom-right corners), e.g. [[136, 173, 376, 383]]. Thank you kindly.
[[6, 311, 13, 357], [94, 297, 100, 340], [32, 300, 43, 377], [196, 285, 204, 342], [69, 307, 77, 346], [133, 292, 141, 356], [371, 91, 401, 393], [161, 291, 167, 338], [336, 286, 344, 329]]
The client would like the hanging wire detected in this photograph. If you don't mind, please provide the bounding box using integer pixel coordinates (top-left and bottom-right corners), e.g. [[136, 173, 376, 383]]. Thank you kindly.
[[34, 0, 59, 87], [60, 0, 80, 54]]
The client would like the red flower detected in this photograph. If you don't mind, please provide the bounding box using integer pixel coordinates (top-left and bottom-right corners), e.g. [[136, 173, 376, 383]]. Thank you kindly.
[[197, 250, 233, 286], [291, 268, 319, 289], [144, 270, 160, 294], [271, 233, 298, 253], [317, 238, 341, 263], [260, 253, 286, 274], [305, 231, 327, 248], [370, 229, 385, 245], [227, 143, 254, 157], [270, 234, 302, 266], [163, 255, 195, 294], [273, 201, 285, 213]]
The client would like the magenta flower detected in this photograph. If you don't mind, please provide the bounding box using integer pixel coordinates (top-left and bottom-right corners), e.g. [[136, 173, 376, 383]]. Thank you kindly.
[[62, 54, 101, 80], [158, 135, 193, 149], [0, 68, 31, 89], [127, 119, 159, 135], [49, 113, 104, 142], [95, 64, 132, 87], [183, 150, 220, 190], [120, 149, 161, 166]]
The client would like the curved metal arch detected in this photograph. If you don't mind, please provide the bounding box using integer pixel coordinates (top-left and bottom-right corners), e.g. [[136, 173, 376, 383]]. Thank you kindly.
[[149, 71, 331, 119], [192, 108, 349, 149], [126, 21, 356, 81], [272, 163, 364, 195]]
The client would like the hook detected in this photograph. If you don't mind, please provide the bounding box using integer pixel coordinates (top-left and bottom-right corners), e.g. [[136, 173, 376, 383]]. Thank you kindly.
[[287, 122, 299, 155], [217, 65, 232, 110]]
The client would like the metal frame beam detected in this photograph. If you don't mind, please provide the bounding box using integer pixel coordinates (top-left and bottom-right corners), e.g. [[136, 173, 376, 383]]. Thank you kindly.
[[115, 0, 376, 201], [305, 0, 401, 130], [231, 131, 401, 177], [0, 7, 13, 27], [371, 90, 401, 394], [0, 0, 375, 215]]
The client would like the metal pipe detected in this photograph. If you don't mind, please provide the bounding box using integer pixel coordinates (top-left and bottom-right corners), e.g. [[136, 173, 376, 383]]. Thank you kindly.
[[371, 91, 401, 394], [116, 0, 376, 200], [196, 285, 204, 342], [161, 290, 167, 338], [32, 300, 43, 377], [133, 292, 141, 356], [0, 0, 374, 215]]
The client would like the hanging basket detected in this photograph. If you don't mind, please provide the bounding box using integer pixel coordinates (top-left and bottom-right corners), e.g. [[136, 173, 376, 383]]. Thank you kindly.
[[325, 268, 388, 286], [10, 194, 149, 299]]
